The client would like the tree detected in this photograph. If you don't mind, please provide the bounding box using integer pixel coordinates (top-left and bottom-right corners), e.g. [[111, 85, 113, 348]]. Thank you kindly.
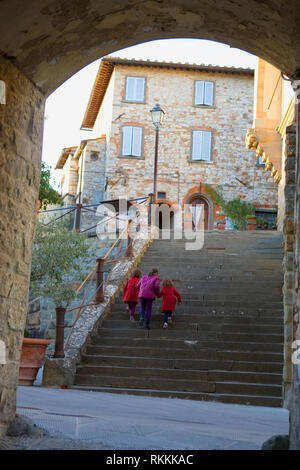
[[30, 220, 95, 307], [39, 162, 62, 209], [204, 184, 255, 230]]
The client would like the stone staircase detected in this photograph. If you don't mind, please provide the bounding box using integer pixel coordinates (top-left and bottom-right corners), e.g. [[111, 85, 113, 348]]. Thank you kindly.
[[73, 230, 284, 407]]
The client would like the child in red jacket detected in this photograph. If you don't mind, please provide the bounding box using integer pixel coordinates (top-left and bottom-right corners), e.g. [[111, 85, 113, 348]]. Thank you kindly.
[[123, 268, 142, 322], [158, 278, 182, 328]]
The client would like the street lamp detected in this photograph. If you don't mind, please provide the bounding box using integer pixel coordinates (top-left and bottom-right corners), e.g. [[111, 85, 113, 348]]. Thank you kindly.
[[150, 103, 165, 202]]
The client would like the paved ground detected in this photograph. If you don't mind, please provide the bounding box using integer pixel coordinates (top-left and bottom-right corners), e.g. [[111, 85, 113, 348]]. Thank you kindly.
[[0, 386, 289, 450]]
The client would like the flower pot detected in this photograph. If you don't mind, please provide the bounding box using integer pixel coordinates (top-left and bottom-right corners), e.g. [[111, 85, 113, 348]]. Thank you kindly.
[[19, 338, 50, 386]]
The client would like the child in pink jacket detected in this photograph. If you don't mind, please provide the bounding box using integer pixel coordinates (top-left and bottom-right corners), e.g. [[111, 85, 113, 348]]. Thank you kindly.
[[138, 268, 160, 329]]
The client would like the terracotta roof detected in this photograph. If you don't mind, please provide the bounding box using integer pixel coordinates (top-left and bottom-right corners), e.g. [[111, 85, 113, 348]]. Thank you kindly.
[[80, 56, 254, 130], [55, 146, 77, 169]]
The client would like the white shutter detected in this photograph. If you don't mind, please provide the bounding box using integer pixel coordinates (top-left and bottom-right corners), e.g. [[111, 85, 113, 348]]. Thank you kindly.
[[132, 127, 142, 156], [201, 131, 212, 160], [135, 78, 145, 102], [192, 130, 202, 160], [122, 127, 132, 155], [195, 81, 204, 105], [125, 77, 135, 101], [125, 77, 145, 101], [204, 81, 214, 106]]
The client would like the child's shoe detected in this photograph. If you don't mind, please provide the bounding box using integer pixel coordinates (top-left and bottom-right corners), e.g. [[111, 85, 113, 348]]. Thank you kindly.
[[163, 322, 168, 329], [130, 316, 135, 323], [168, 317, 172, 324], [138, 319, 144, 328]]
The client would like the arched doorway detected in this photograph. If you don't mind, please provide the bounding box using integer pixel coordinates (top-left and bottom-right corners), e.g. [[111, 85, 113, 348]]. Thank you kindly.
[[189, 196, 210, 231]]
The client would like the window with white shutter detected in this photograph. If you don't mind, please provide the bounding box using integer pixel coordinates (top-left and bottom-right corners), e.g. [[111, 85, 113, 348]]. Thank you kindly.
[[125, 77, 146, 102], [191, 130, 212, 161], [121, 126, 143, 157], [194, 81, 214, 106]]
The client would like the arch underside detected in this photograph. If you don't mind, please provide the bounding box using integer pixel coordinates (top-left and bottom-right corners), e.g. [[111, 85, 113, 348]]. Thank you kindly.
[[0, 0, 300, 95]]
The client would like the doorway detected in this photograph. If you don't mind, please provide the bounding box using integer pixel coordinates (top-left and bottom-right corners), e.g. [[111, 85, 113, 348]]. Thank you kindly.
[[190, 197, 209, 230]]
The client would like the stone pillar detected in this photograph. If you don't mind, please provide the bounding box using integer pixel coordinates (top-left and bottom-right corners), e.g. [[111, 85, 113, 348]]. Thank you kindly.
[[0, 54, 45, 437], [290, 78, 300, 449], [281, 125, 296, 408]]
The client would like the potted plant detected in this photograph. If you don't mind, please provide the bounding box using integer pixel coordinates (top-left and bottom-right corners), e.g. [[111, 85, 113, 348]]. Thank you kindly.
[[256, 217, 264, 229], [203, 185, 255, 231], [19, 330, 51, 386], [263, 220, 269, 230], [19, 219, 94, 385]]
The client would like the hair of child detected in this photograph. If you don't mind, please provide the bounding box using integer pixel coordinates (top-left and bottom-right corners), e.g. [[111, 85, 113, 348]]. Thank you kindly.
[[148, 267, 158, 276], [132, 268, 142, 278]]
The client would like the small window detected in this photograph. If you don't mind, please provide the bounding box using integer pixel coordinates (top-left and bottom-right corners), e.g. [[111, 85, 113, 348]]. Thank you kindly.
[[191, 130, 212, 161], [257, 155, 265, 166], [125, 77, 145, 102], [121, 126, 143, 157], [158, 192, 166, 200], [194, 81, 214, 106]]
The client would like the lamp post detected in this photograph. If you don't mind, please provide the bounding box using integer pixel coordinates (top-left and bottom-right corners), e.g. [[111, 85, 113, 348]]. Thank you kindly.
[[150, 103, 165, 202]]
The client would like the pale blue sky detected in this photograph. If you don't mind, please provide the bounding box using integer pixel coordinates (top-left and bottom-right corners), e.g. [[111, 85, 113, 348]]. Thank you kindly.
[[42, 38, 257, 185]]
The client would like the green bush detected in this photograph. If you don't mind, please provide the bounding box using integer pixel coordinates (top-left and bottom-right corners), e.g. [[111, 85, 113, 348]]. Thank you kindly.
[[30, 220, 95, 307]]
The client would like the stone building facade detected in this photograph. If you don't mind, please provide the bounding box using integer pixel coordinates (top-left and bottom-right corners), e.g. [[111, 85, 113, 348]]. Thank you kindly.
[[57, 57, 278, 231]]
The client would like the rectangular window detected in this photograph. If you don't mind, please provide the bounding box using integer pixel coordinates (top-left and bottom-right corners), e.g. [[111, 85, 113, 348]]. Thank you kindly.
[[194, 80, 214, 106], [122, 126, 143, 157], [125, 76, 146, 102], [191, 130, 212, 161], [158, 192, 166, 199]]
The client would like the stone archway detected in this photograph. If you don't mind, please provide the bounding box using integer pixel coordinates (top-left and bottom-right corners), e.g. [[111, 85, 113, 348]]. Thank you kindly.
[[2, 0, 300, 446]]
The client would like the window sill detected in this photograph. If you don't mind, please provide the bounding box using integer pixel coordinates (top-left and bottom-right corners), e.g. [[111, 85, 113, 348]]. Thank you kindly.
[[193, 105, 216, 109], [118, 155, 145, 160], [189, 159, 214, 164], [122, 100, 146, 104]]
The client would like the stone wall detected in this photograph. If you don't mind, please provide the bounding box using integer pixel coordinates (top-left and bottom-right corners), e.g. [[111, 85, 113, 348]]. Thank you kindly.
[[281, 125, 296, 408], [0, 54, 45, 436], [102, 64, 278, 219]]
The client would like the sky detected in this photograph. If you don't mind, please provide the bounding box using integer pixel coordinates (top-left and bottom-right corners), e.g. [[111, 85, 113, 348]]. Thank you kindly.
[[42, 38, 257, 186]]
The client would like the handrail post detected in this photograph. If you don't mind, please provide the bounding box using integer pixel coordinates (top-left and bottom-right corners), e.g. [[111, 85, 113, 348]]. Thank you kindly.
[[125, 219, 133, 258], [74, 203, 82, 232], [54, 306, 66, 358], [148, 193, 154, 226], [95, 258, 104, 303]]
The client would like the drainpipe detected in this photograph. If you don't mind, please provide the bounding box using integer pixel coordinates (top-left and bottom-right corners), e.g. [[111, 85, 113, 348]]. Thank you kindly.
[[74, 140, 88, 204]]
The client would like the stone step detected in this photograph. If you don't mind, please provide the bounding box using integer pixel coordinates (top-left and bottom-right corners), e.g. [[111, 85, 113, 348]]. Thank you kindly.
[[100, 319, 283, 336], [86, 345, 283, 361], [109, 311, 284, 324], [92, 336, 283, 353], [120, 281, 284, 292], [80, 354, 283, 374], [113, 298, 283, 307], [74, 373, 282, 397], [111, 305, 283, 316], [71, 385, 282, 407], [97, 321, 283, 335], [76, 365, 282, 385]]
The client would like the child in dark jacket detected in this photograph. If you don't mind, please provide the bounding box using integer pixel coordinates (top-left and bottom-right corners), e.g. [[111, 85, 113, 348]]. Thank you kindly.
[[137, 267, 160, 330], [158, 278, 182, 328], [123, 268, 142, 322]]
